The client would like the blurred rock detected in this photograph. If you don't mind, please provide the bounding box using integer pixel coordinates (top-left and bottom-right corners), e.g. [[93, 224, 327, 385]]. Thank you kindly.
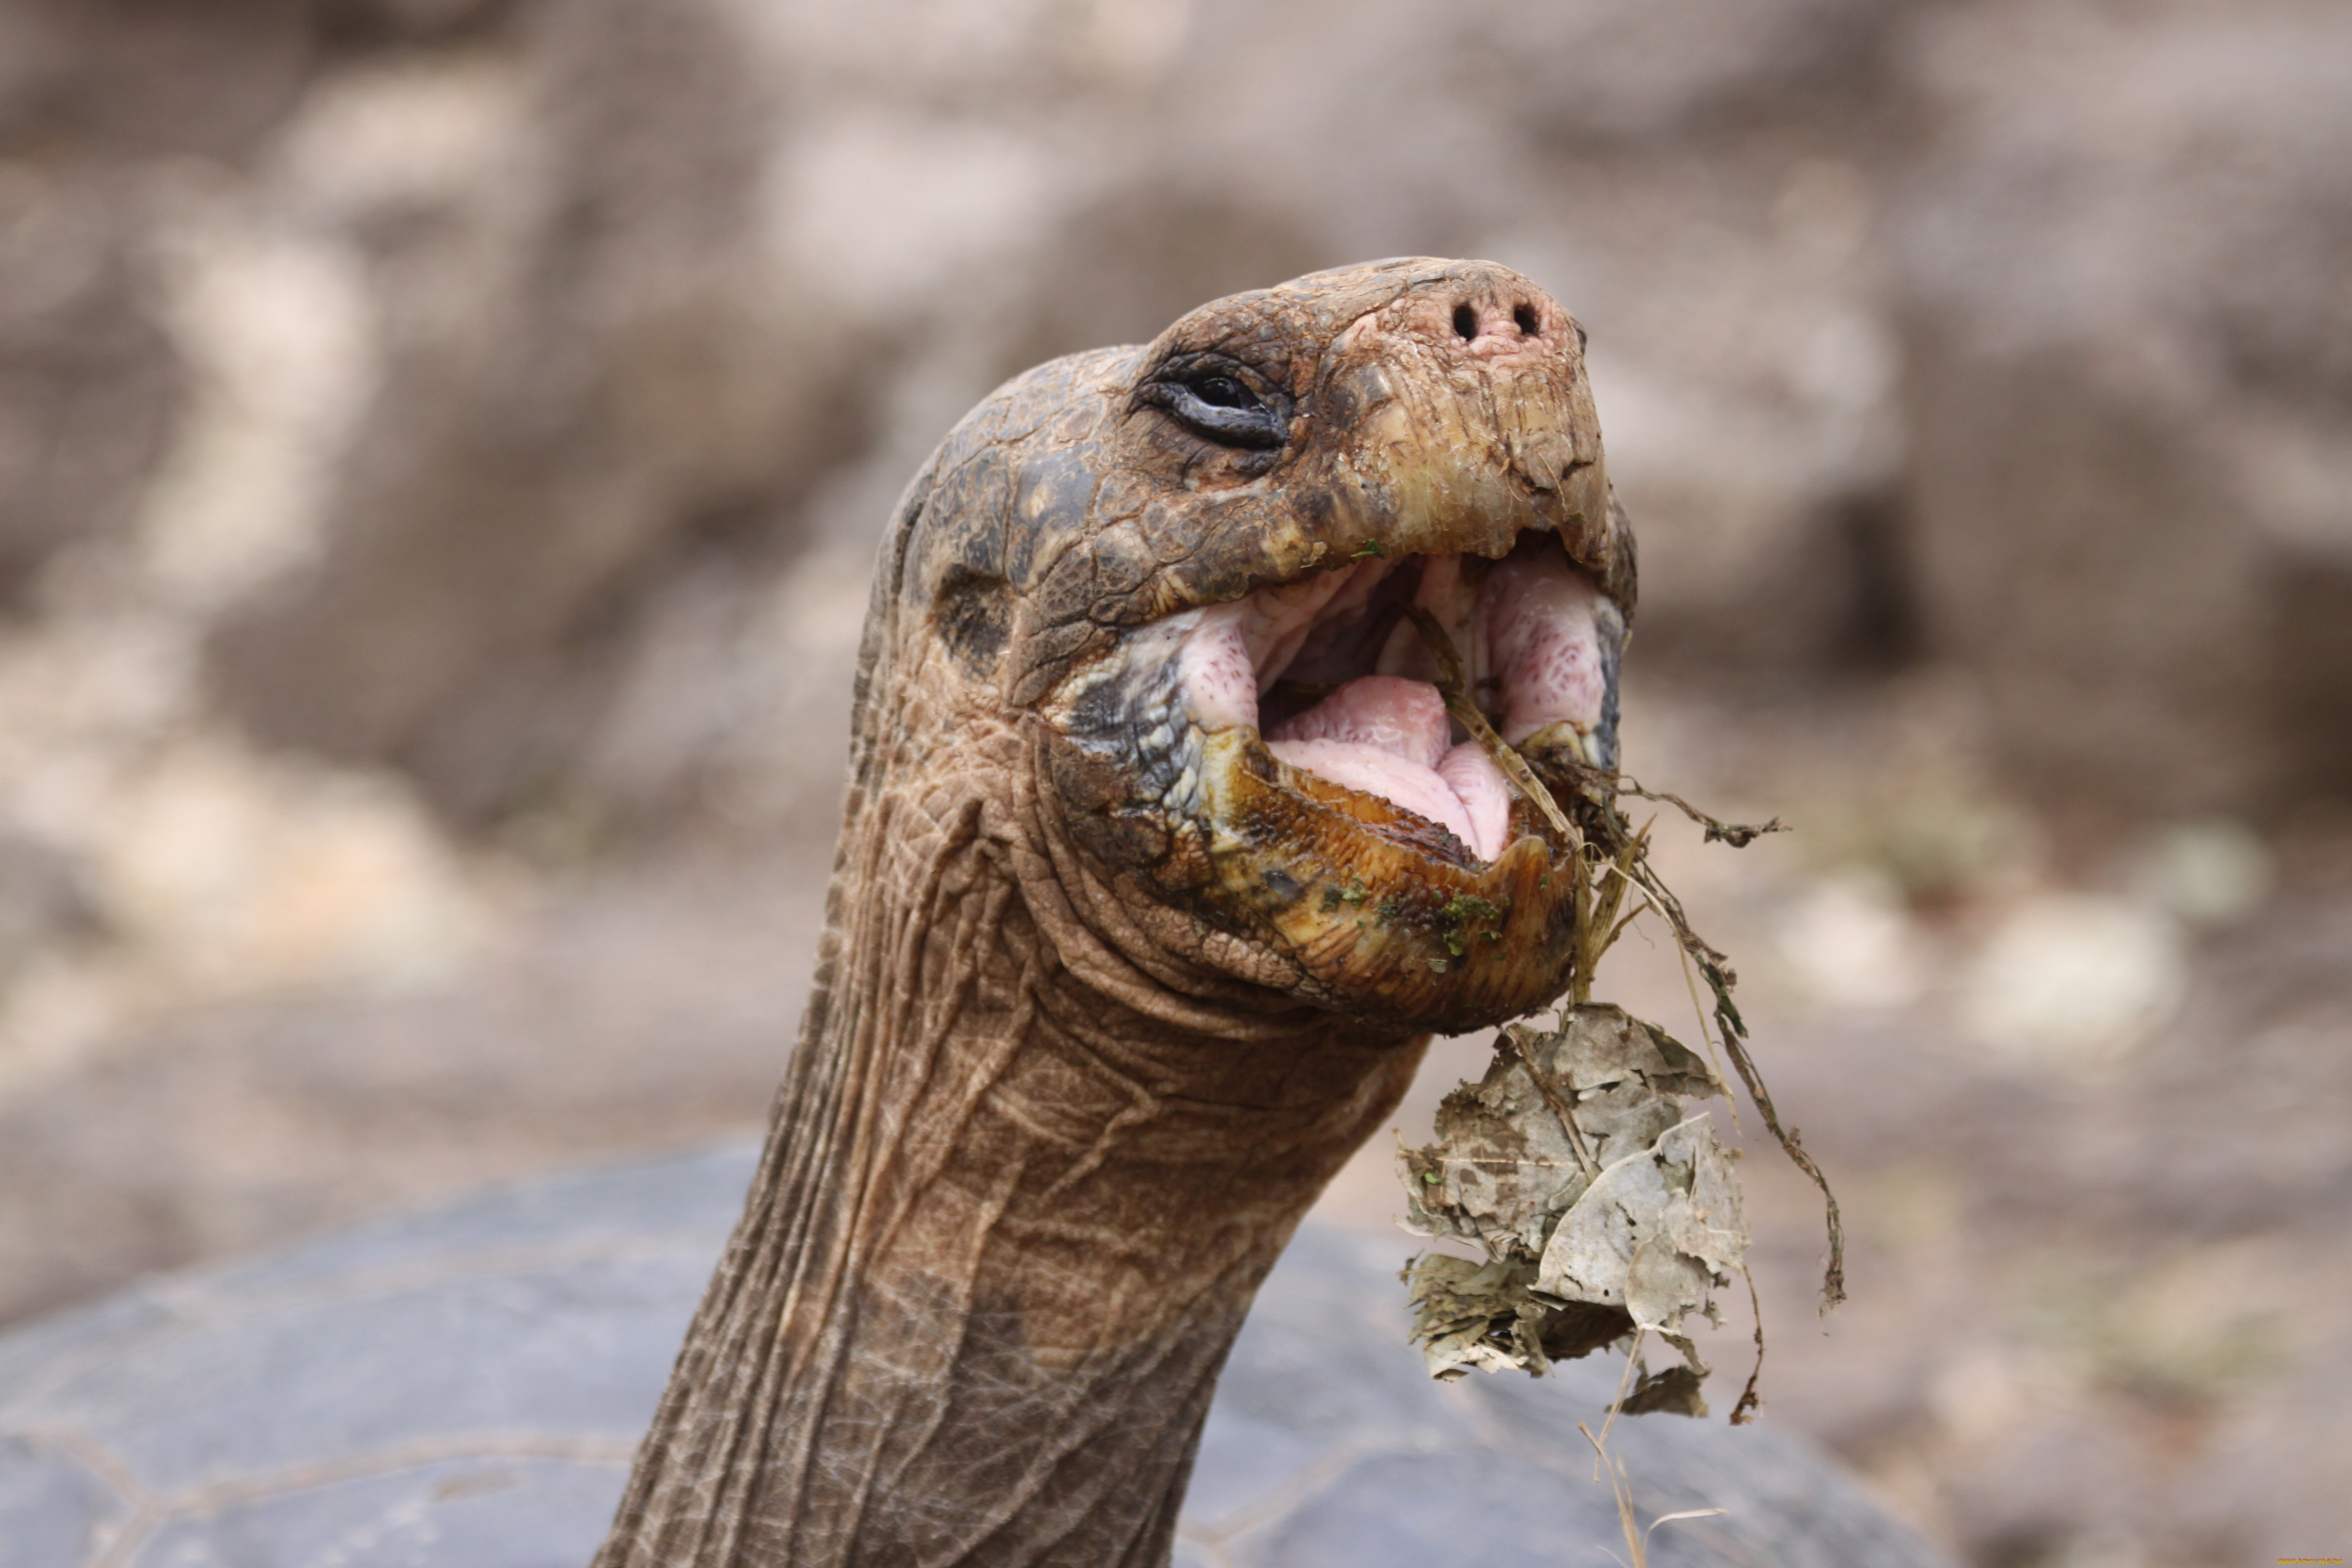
[[0, 845, 826, 1326], [0, 166, 179, 603], [207, 0, 876, 824], [0, 0, 318, 157], [0, 828, 98, 976], [1961, 893, 2185, 1071], [1778, 871, 1931, 1011], [2130, 817, 2275, 929], [90, 737, 490, 996], [1892, 0, 2352, 815]]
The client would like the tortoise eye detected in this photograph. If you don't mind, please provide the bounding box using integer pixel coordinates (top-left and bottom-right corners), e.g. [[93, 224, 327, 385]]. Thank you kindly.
[[1140, 369, 1288, 449], [1194, 375, 1255, 409]]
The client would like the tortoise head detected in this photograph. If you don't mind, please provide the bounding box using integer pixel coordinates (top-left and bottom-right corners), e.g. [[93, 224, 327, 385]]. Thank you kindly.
[[890, 257, 1634, 1036]]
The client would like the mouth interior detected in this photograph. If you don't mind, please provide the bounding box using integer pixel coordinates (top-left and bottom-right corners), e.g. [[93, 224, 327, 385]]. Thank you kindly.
[[1178, 533, 1610, 864]]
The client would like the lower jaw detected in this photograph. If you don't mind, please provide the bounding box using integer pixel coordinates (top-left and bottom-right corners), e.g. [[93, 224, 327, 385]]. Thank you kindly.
[[1195, 729, 1582, 1030]]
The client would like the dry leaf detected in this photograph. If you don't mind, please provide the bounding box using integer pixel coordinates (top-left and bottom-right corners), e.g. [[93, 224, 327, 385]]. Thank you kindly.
[[1398, 1003, 1751, 1400]]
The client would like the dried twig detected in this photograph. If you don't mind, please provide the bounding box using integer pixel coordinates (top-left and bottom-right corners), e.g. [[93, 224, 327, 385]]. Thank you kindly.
[[1593, 1329, 1648, 1470], [1729, 1267, 1765, 1426], [1723, 1031, 1845, 1310], [1580, 1410, 1727, 1568], [1672, 932, 1741, 1130], [1627, 855, 1846, 1312], [1404, 608, 1581, 845], [1571, 825, 1647, 1004], [1611, 775, 1786, 848]]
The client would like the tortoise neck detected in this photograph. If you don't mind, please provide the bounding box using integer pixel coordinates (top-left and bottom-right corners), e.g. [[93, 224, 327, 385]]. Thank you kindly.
[[594, 769, 1422, 1568]]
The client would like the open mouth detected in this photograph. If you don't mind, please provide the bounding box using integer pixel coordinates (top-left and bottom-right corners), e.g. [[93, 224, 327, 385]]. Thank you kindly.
[[1176, 531, 1620, 868], [1044, 520, 1625, 1024]]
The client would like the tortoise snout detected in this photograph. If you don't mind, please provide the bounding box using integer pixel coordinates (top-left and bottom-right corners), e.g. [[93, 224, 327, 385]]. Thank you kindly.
[[1449, 296, 1545, 353], [1400, 267, 1579, 364]]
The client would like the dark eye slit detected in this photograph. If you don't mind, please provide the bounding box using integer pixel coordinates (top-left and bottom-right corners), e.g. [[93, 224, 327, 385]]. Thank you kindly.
[[1139, 364, 1290, 449], [1194, 375, 1256, 409]]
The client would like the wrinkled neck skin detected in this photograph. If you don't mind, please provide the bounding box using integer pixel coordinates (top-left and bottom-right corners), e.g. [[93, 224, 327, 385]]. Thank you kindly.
[[594, 544, 1425, 1568]]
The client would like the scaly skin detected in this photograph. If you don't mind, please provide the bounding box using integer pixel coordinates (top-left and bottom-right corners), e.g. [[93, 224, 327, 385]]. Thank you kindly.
[[594, 259, 1637, 1568]]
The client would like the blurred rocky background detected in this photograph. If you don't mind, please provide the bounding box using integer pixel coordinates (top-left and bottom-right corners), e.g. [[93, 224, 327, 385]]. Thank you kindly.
[[0, 0, 2346, 1563]]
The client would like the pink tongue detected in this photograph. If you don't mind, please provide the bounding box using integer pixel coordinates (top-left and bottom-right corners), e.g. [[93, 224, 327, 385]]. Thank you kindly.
[[1266, 676, 1513, 860], [1267, 675, 1449, 766]]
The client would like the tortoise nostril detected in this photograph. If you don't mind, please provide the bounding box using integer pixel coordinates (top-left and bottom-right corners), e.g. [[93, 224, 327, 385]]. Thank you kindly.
[[1513, 303, 1539, 337], [1452, 303, 1477, 341]]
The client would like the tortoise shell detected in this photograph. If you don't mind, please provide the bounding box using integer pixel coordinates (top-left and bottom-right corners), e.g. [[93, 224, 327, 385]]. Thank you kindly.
[[0, 1146, 1949, 1567]]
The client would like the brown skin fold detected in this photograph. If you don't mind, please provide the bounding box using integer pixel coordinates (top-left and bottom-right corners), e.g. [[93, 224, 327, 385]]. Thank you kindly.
[[594, 259, 1636, 1568]]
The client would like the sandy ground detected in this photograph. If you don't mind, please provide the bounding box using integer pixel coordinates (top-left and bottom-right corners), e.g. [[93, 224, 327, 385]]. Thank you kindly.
[[2, 675, 2346, 1568]]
